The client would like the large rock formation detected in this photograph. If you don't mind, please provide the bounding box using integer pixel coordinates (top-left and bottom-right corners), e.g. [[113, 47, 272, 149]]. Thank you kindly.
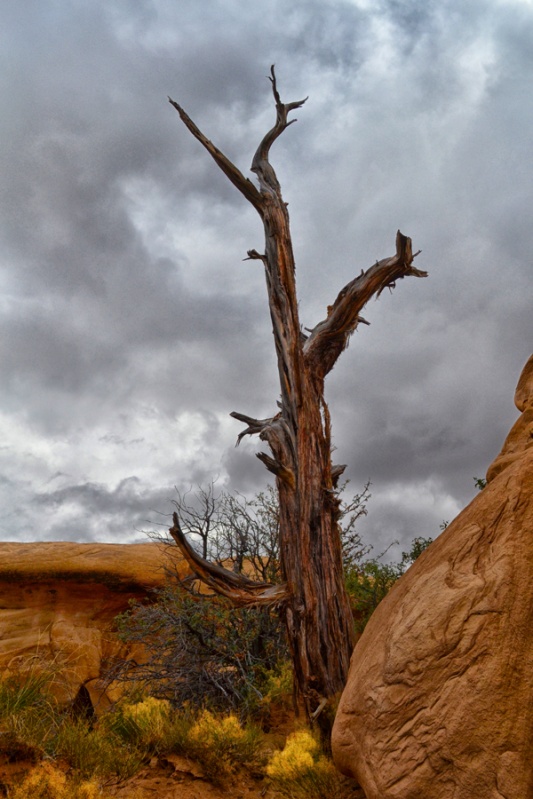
[[0, 542, 187, 710], [332, 354, 533, 799]]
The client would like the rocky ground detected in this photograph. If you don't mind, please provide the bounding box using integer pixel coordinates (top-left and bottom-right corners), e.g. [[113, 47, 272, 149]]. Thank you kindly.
[[108, 755, 276, 799], [0, 753, 272, 799]]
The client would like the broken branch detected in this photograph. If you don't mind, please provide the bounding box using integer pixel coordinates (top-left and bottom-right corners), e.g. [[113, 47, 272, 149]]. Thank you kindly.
[[169, 512, 288, 607], [304, 231, 427, 377], [251, 65, 308, 195], [168, 97, 263, 212]]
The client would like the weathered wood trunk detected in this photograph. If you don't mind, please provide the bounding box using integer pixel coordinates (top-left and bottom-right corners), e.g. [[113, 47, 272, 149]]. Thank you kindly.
[[278, 373, 356, 721], [249, 187, 356, 721], [168, 67, 427, 733]]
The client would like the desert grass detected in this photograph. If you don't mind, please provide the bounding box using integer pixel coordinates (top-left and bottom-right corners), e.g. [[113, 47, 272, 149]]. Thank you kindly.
[[0, 669, 53, 719], [0, 667, 355, 797]]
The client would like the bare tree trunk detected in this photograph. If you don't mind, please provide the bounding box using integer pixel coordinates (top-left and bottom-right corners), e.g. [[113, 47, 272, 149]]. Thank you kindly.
[[168, 67, 427, 734]]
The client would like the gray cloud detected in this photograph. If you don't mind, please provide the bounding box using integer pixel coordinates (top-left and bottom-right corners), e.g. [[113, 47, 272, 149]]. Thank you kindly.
[[31, 476, 169, 541], [0, 0, 531, 553]]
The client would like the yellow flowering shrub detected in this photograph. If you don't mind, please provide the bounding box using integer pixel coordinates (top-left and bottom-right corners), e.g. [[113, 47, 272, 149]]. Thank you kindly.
[[266, 729, 347, 799], [189, 710, 247, 748], [120, 696, 171, 747], [10, 762, 107, 799], [185, 710, 261, 785], [266, 730, 319, 780]]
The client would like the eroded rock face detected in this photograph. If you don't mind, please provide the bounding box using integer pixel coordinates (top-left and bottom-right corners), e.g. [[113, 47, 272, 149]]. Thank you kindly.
[[0, 542, 186, 710], [332, 354, 533, 799]]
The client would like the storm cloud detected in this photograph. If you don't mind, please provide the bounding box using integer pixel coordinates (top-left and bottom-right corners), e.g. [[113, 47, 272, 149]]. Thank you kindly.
[[1, 0, 531, 557]]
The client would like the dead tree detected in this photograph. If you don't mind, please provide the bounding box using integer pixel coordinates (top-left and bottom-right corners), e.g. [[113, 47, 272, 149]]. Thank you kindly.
[[168, 67, 427, 732]]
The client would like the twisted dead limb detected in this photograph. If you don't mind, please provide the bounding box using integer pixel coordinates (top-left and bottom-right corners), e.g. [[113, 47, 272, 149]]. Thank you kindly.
[[168, 512, 287, 606]]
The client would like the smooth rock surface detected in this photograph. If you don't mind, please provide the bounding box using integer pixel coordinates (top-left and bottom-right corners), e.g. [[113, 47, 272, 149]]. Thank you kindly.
[[332, 354, 533, 799], [486, 353, 533, 483], [0, 542, 185, 709]]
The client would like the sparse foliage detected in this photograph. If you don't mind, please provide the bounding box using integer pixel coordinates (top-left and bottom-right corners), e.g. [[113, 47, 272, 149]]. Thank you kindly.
[[400, 536, 434, 568], [116, 484, 437, 710], [115, 585, 286, 715], [115, 483, 370, 714], [345, 535, 433, 633], [168, 483, 281, 581]]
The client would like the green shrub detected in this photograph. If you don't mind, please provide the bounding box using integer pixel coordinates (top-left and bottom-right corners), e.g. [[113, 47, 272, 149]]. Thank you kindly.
[[103, 696, 266, 785], [0, 669, 267, 790], [0, 673, 133, 794], [4, 707, 57, 758]]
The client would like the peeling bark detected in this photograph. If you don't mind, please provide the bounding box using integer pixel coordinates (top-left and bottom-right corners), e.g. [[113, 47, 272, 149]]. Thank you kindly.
[[168, 66, 427, 733]]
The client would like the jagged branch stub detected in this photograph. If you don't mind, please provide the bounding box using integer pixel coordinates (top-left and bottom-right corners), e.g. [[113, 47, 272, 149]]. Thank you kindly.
[[304, 230, 427, 378]]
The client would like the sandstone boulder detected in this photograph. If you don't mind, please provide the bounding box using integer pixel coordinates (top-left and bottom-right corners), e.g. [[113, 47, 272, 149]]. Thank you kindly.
[[0, 542, 187, 710], [332, 354, 533, 799]]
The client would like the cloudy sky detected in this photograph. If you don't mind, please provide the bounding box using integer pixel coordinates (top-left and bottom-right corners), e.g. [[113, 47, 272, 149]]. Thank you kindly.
[[1, 0, 531, 558]]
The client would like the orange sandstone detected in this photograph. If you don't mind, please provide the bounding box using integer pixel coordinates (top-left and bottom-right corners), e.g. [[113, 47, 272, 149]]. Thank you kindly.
[[332, 354, 533, 799]]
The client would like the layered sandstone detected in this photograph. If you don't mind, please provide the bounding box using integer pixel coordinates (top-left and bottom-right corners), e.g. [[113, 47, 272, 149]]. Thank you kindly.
[[332, 354, 533, 799], [0, 542, 186, 710]]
